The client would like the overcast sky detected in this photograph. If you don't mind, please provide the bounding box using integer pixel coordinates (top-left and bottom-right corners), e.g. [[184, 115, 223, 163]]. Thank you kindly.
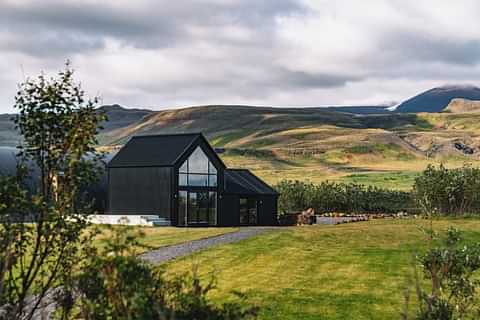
[[1, 0, 480, 113]]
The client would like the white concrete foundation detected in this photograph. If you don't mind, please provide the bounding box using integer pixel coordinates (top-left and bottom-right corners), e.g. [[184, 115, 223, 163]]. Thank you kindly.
[[87, 215, 171, 227]]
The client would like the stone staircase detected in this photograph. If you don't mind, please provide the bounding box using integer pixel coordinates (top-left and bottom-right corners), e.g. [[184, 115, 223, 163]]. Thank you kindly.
[[141, 215, 171, 226]]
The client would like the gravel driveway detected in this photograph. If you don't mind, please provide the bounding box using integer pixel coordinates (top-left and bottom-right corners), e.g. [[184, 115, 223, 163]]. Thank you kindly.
[[141, 227, 278, 264]]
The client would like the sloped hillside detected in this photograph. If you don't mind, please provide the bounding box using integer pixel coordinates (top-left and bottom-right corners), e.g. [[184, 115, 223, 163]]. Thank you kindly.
[[98, 105, 430, 146], [0, 105, 154, 147], [97, 105, 480, 189], [4, 102, 480, 189], [98, 104, 153, 131], [0, 114, 17, 147]]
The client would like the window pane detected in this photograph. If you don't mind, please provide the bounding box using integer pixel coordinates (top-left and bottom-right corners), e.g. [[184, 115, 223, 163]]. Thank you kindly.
[[239, 198, 257, 225], [209, 192, 216, 225], [188, 174, 209, 187], [187, 192, 197, 224], [197, 192, 209, 223], [188, 147, 209, 173], [249, 205, 257, 225], [208, 162, 217, 175], [179, 160, 188, 173], [209, 174, 217, 187], [179, 173, 188, 186], [239, 198, 248, 225], [240, 207, 248, 225], [178, 191, 187, 226]]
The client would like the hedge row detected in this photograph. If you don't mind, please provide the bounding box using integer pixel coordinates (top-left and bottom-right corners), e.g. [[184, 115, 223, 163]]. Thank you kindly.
[[275, 180, 414, 215]]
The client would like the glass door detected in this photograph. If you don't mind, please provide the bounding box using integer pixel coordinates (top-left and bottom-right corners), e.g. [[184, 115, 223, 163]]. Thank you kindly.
[[186, 191, 213, 225], [178, 190, 217, 226]]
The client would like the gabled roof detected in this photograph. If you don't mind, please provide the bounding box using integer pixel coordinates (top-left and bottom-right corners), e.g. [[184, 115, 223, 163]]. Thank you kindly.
[[224, 169, 278, 196], [108, 133, 221, 168]]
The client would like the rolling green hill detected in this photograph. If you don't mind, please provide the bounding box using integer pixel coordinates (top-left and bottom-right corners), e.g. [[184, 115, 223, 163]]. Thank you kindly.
[[3, 103, 480, 190], [97, 105, 480, 190]]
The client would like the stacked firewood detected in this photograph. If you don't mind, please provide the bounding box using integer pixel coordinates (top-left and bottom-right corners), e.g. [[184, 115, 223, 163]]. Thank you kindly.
[[297, 208, 315, 225]]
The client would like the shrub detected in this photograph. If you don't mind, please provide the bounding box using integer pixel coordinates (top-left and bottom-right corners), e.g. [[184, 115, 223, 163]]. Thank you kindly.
[[413, 164, 480, 215], [403, 228, 480, 319], [275, 180, 413, 214], [59, 225, 258, 320]]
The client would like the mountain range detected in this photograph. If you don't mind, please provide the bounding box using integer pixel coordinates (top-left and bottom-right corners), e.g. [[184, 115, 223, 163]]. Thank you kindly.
[[2, 85, 480, 189], [393, 85, 480, 113]]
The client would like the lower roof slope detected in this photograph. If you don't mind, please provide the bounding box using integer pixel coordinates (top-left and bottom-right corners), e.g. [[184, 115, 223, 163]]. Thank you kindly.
[[224, 169, 278, 196]]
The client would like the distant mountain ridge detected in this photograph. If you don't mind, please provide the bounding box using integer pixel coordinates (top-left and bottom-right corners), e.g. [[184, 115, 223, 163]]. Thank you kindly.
[[98, 104, 153, 131], [395, 85, 480, 113]]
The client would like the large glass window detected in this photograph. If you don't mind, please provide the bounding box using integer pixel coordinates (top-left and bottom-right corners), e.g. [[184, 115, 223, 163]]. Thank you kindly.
[[185, 191, 217, 225], [179, 147, 217, 187], [239, 198, 258, 225]]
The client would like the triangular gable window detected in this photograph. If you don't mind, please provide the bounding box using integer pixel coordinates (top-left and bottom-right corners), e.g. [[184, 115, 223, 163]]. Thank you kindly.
[[179, 147, 217, 187]]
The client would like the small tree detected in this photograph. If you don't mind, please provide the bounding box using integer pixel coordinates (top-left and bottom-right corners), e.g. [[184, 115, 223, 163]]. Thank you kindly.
[[0, 63, 106, 319], [403, 228, 480, 320]]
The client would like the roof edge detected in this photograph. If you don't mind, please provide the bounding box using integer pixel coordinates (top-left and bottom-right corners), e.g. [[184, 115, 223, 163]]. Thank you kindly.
[[130, 132, 203, 139], [226, 168, 279, 195]]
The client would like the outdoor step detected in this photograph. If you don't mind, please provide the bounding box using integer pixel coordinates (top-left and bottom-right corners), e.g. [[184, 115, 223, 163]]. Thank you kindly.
[[140, 215, 171, 226]]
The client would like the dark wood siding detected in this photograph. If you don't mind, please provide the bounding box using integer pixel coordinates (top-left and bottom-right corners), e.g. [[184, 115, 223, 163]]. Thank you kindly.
[[258, 195, 278, 225], [219, 194, 278, 226], [108, 167, 172, 219], [218, 194, 240, 226]]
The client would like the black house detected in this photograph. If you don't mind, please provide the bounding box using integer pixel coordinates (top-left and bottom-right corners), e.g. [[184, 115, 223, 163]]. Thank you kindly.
[[107, 133, 278, 226]]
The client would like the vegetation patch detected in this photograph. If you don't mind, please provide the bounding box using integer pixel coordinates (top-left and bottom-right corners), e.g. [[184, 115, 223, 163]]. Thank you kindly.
[[95, 226, 238, 253], [340, 171, 419, 190], [165, 219, 480, 320], [345, 143, 415, 161], [210, 130, 254, 147]]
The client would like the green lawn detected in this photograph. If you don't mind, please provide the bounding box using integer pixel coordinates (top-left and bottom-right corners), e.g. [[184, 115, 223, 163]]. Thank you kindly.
[[163, 219, 480, 320], [95, 226, 238, 253]]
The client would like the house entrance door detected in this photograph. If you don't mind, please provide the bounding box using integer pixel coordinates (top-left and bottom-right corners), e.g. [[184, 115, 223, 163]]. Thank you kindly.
[[187, 191, 209, 225]]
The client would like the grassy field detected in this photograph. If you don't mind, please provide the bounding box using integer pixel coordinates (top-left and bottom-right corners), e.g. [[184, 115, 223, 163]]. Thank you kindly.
[[5, 105, 480, 189], [95, 226, 238, 253], [91, 105, 480, 190], [163, 219, 480, 319]]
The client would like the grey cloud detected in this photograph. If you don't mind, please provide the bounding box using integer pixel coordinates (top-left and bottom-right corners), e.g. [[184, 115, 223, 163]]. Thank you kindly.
[[0, 0, 304, 56], [0, 32, 104, 57], [276, 69, 358, 89], [380, 31, 480, 66]]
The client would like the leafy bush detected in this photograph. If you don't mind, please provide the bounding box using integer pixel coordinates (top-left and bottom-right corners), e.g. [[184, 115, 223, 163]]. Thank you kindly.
[[59, 225, 258, 320], [403, 228, 480, 320], [275, 180, 413, 214], [413, 164, 480, 215]]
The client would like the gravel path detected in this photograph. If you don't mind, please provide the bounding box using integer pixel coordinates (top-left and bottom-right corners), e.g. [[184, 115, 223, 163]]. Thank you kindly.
[[141, 227, 278, 264]]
